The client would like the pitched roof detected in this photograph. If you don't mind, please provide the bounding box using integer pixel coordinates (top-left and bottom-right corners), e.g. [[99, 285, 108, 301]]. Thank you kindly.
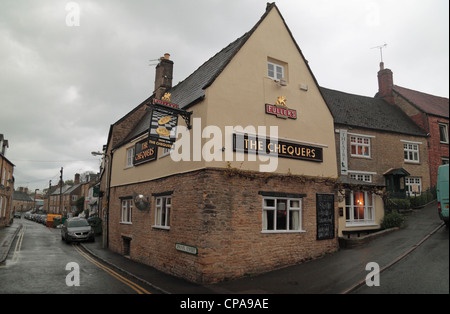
[[13, 190, 34, 202], [393, 85, 449, 118], [320, 87, 428, 137], [118, 3, 326, 147]]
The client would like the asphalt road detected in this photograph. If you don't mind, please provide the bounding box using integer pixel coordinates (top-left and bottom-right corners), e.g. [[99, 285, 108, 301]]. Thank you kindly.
[[353, 223, 449, 294], [0, 218, 159, 294]]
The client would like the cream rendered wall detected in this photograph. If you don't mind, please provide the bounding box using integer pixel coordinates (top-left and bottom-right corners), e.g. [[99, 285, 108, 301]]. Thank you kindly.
[[204, 8, 338, 178], [337, 195, 384, 237], [110, 8, 338, 188]]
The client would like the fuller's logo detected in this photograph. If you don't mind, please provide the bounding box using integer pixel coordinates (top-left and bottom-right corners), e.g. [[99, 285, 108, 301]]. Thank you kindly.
[[265, 96, 297, 119]]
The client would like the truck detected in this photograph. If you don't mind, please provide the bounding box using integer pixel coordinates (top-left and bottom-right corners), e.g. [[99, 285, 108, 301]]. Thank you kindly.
[[437, 164, 449, 227]]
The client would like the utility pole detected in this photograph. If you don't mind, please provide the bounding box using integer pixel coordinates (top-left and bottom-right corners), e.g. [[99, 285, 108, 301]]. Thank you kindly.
[[48, 180, 51, 213], [59, 167, 63, 216]]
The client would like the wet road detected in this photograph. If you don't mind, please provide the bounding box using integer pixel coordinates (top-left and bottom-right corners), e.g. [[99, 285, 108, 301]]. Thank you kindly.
[[0, 218, 159, 294]]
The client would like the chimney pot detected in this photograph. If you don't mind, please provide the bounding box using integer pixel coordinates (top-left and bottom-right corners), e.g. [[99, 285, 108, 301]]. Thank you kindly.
[[164, 53, 170, 60]]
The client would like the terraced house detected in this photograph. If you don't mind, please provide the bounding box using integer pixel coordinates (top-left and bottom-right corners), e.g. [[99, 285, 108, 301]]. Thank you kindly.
[[99, 3, 340, 283], [0, 134, 14, 227], [321, 79, 429, 237]]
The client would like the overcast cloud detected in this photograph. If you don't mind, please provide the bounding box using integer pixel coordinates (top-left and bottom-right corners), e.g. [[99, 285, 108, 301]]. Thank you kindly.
[[1, 0, 448, 192]]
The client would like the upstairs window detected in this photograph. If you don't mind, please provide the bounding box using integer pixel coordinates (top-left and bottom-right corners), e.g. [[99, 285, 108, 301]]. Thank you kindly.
[[439, 123, 449, 144], [404, 143, 419, 163], [350, 136, 370, 158], [126, 147, 135, 168], [267, 61, 285, 81]]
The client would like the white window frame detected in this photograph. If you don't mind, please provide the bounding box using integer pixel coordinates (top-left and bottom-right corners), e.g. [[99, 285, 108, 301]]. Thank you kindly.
[[439, 123, 449, 144], [121, 199, 132, 224], [126, 147, 135, 168], [262, 197, 304, 233], [350, 135, 371, 158], [345, 191, 375, 226], [349, 173, 373, 183], [267, 61, 285, 81], [406, 177, 422, 196], [154, 196, 171, 229], [403, 142, 420, 163]]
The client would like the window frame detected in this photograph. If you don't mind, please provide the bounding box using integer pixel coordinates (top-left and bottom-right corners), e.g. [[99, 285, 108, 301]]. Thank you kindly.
[[154, 196, 171, 230], [403, 143, 420, 163], [126, 147, 135, 168], [267, 61, 285, 81], [405, 177, 422, 196], [121, 199, 133, 224], [262, 197, 304, 233], [350, 135, 371, 158], [344, 190, 376, 227], [439, 123, 449, 144]]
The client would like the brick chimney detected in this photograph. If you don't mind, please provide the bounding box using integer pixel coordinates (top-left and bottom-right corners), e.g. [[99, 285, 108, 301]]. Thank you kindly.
[[154, 53, 173, 100], [74, 173, 80, 184], [377, 62, 394, 104]]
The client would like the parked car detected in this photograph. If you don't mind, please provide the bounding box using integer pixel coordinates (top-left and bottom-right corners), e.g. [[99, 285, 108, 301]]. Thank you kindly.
[[437, 164, 449, 227], [61, 217, 95, 243], [14, 212, 21, 218]]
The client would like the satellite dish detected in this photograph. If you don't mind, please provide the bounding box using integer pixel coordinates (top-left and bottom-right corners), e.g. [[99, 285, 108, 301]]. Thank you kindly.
[[133, 193, 149, 211]]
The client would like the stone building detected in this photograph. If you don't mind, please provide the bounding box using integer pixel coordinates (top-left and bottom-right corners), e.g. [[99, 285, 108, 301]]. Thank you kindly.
[[100, 3, 340, 284], [376, 63, 449, 187], [321, 86, 429, 237]]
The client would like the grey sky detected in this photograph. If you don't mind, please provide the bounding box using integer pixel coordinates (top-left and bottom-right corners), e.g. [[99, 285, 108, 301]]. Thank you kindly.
[[1, 0, 448, 192]]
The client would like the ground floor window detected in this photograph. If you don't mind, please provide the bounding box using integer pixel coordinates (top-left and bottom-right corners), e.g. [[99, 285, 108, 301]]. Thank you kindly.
[[345, 191, 375, 226], [262, 197, 303, 232], [406, 177, 422, 196], [121, 199, 132, 223], [154, 196, 171, 229]]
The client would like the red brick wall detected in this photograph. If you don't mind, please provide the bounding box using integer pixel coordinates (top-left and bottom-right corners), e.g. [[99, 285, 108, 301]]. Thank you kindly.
[[108, 168, 338, 284], [427, 116, 449, 186]]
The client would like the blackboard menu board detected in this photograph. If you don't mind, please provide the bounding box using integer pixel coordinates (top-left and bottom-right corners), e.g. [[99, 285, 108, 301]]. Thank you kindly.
[[316, 194, 335, 240]]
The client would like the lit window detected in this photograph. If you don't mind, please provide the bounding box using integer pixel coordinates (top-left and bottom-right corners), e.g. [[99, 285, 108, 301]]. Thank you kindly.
[[350, 136, 370, 158], [345, 191, 375, 226]]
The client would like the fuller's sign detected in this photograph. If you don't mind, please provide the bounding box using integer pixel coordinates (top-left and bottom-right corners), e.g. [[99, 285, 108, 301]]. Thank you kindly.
[[233, 133, 323, 162], [265, 96, 297, 119]]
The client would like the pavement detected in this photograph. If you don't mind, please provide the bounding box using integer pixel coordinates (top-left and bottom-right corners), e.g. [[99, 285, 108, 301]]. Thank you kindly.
[[1, 201, 446, 294]]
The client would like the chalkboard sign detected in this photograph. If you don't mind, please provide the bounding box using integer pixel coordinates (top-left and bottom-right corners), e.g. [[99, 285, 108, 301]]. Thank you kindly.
[[316, 194, 335, 240]]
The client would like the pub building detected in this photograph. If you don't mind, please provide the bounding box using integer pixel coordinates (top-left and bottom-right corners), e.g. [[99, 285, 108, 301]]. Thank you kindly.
[[100, 3, 339, 284]]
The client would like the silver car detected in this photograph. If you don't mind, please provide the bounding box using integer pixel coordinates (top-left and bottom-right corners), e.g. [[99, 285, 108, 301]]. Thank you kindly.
[[61, 217, 95, 243]]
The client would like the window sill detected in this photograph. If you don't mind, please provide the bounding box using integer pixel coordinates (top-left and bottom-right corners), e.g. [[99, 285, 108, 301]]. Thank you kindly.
[[152, 225, 170, 231], [261, 230, 306, 234], [120, 222, 132, 225], [345, 221, 377, 227]]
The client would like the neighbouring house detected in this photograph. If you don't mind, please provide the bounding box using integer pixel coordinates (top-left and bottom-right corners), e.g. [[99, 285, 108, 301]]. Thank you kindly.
[[99, 3, 340, 284], [376, 62, 449, 187], [12, 187, 35, 213], [0, 134, 14, 227], [321, 86, 430, 237]]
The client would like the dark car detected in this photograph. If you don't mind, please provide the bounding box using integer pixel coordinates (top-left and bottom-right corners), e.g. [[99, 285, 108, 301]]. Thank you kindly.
[[61, 217, 95, 243]]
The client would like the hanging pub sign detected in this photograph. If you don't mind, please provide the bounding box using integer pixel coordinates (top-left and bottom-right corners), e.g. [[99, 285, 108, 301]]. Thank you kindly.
[[134, 137, 158, 166], [148, 106, 179, 149], [265, 96, 297, 120], [148, 93, 192, 149], [233, 133, 323, 162]]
